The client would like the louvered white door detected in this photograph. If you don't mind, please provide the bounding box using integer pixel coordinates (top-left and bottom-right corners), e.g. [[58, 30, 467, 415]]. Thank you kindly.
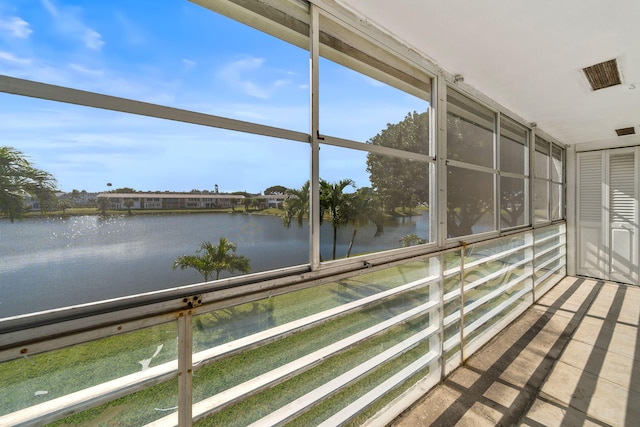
[[608, 150, 638, 284], [577, 148, 639, 284], [577, 152, 605, 279]]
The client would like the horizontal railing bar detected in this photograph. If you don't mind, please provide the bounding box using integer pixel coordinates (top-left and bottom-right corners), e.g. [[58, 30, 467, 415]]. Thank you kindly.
[[0, 245, 450, 351], [464, 257, 531, 292], [0, 266, 437, 360], [464, 273, 531, 316], [316, 351, 439, 427], [443, 334, 460, 352], [443, 288, 462, 304], [534, 262, 566, 286], [463, 242, 531, 270], [443, 265, 462, 277], [0, 360, 177, 427], [463, 286, 530, 337], [534, 241, 565, 258], [150, 309, 439, 427], [533, 270, 565, 301], [534, 232, 561, 245], [464, 293, 530, 356], [191, 276, 438, 370], [5, 299, 437, 427], [443, 311, 461, 327], [0, 264, 310, 346], [0, 224, 562, 344], [0, 311, 178, 364], [247, 328, 439, 427], [0, 276, 439, 421], [0, 224, 567, 427], [534, 252, 565, 275]]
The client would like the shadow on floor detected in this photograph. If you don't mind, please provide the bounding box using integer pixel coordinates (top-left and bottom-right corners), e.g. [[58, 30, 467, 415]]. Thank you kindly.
[[391, 277, 640, 427]]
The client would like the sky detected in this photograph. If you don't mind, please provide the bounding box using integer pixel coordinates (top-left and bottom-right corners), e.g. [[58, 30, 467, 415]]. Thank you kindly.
[[0, 0, 428, 194]]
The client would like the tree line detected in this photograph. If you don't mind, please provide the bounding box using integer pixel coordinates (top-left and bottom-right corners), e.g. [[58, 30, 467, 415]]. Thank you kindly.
[[3, 108, 525, 246]]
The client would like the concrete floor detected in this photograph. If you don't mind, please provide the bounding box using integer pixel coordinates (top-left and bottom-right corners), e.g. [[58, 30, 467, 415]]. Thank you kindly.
[[390, 276, 640, 427]]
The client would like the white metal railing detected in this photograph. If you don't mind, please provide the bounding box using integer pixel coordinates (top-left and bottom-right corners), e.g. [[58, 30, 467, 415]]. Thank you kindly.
[[0, 224, 566, 426]]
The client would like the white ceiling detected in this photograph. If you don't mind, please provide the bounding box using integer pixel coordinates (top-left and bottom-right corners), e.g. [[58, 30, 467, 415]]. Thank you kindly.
[[336, 0, 640, 148]]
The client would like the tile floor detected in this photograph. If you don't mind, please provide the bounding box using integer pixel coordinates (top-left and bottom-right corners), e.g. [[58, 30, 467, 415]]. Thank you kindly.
[[390, 277, 640, 427]]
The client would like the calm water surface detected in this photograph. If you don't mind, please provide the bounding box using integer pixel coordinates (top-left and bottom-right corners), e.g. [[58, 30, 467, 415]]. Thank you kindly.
[[0, 212, 429, 317]]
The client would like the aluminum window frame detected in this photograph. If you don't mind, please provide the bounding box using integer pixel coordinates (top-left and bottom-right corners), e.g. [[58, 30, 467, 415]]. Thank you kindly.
[[0, 2, 572, 423], [0, 0, 569, 331], [312, 4, 438, 256], [445, 87, 500, 242], [532, 134, 566, 226], [498, 114, 531, 231]]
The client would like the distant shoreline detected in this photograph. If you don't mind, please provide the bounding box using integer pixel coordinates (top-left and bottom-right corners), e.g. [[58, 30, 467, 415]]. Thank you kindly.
[[1, 205, 427, 222], [1, 207, 285, 221]]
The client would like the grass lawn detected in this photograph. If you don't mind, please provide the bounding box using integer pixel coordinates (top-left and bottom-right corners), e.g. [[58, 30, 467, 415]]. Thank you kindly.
[[1, 235, 537, 426], [1, 261, 434, 426]]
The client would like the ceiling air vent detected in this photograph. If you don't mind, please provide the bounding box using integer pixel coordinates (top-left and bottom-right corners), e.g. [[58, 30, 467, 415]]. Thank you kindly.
[[615, 127, 635, 136], [583, 59, 622, 90]]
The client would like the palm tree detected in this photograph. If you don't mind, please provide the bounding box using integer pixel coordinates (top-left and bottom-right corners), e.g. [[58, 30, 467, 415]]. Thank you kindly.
[[282, 181, 310, 228], [173, 238, 250, 281], [345, 187, 380, 258], [320, 178, 355, 260], [0, 146, 57, 221]]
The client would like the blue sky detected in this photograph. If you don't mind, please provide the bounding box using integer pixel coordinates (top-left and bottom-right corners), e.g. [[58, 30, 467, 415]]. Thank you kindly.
[[0, 0, 428, 193]]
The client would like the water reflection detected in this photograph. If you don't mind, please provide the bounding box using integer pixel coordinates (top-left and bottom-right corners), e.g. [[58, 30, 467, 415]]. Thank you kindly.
[[0, 212, 429, 317]]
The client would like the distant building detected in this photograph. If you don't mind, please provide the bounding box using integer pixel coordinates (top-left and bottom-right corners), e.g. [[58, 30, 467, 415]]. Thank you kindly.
[[23, 193, 41, 211], [96, 192, 245, 210], [264, 194, 287, 209]]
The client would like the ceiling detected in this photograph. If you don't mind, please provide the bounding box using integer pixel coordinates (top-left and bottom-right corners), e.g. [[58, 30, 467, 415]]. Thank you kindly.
[[336, 0, 640, 148]]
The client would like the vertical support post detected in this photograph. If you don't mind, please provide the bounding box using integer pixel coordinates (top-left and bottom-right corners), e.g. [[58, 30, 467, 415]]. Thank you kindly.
[[309, 4, 321, 270], [436, 71, 448, 247], [178, 310, 193, 427], [565, 144, 577, 276], [495, 114, 501, 232], [525, 230, 535, 303], [459, 245, 466, 363], [437, 253, 445, 380], [531, 229, 538, 302], [525, 128, 531, 226], [530, 127, 536, 229]]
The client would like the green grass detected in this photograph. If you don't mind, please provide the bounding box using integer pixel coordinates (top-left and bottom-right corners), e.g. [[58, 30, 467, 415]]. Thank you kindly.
[[0, 323, 178, 417], [1, 248, 536, 426], [194, 314, 431, 426], [1, 262, 434, 426]]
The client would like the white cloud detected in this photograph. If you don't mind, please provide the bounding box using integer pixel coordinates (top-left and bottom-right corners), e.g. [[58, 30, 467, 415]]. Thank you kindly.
[[69, 63, 103, 76], [219, 57, 268, 99], [40, 0, 105, 50], [0, 16, 32, 38], [40, 0, 58, 17], [83, 28, 104, 50], [182, 58, 196, 70], [219, 57, 292, 99], [0, 51, 31, 65]]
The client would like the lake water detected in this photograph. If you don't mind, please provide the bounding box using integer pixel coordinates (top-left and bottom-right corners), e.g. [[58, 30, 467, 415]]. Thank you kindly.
[[0, 212, 429, 318]]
